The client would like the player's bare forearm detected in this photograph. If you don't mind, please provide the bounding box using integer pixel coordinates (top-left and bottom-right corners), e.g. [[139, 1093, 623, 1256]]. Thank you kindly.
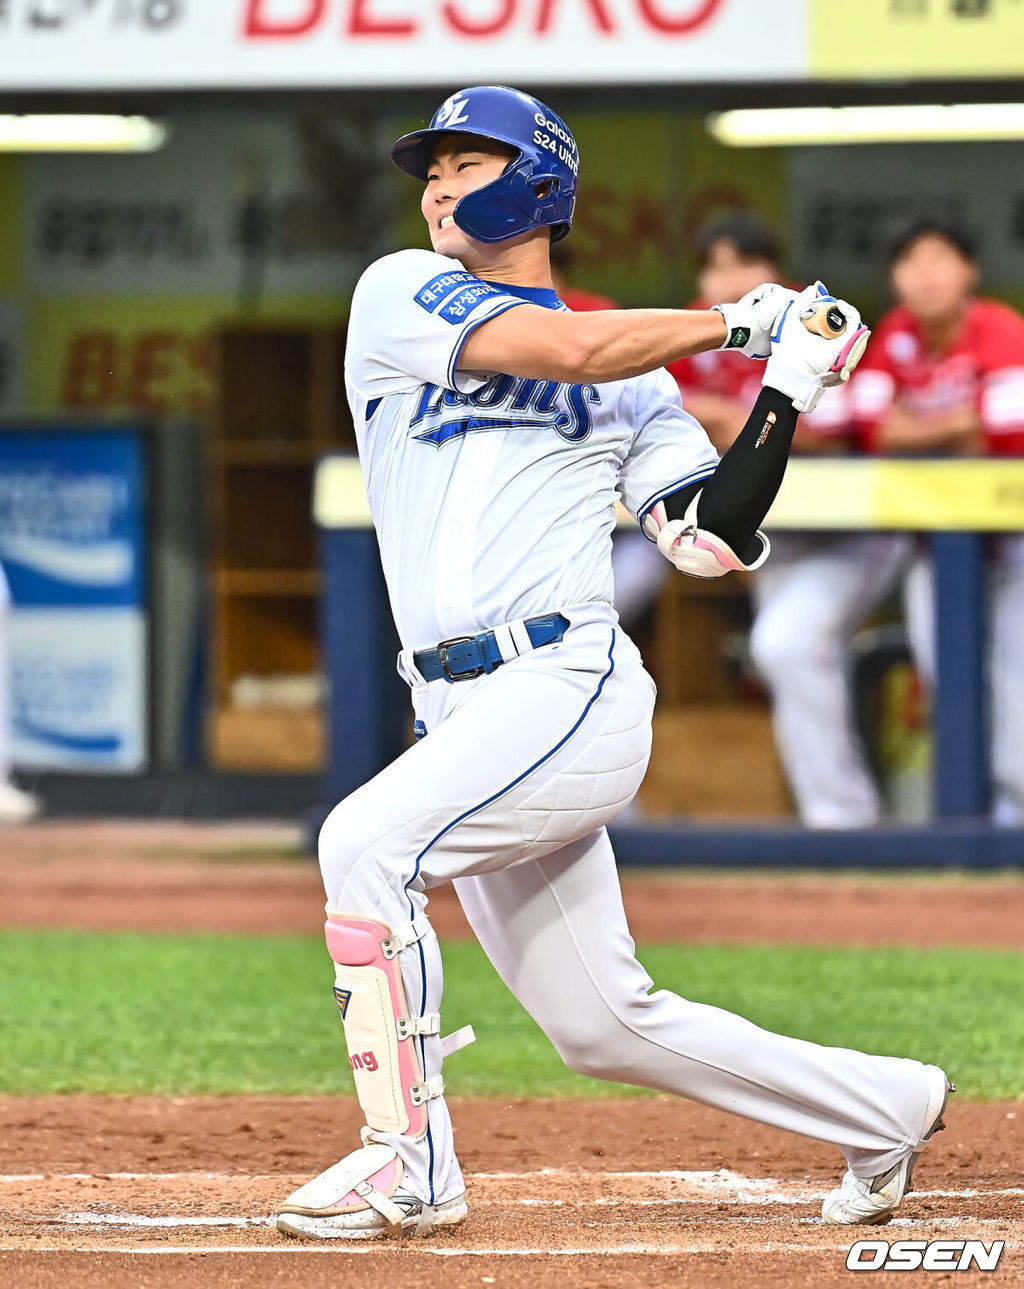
[[458, 303, 727, 385], [568, 309, 729, 382], [874, 403, 982, 454]]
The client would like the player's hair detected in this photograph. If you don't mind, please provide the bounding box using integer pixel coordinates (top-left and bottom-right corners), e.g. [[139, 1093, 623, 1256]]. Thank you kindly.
[[887, 217, 977, 267], [695, 211, 782, 270]]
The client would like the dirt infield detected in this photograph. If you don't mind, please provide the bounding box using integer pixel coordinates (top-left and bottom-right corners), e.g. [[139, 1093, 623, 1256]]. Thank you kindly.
[[1, 821, 1022, 1285], [3, 820, 1024, 947], [1, 1095, 1021, 1287]]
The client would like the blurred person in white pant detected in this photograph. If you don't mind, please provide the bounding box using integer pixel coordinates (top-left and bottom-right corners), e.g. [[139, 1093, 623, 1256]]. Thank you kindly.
[[0, 561, 40, 824], [671, 214, 923, 829], [853, 218, 1024, 827]]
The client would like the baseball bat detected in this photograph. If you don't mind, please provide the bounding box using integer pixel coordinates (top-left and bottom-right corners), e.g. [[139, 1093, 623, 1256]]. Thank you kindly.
[[801, 300, 849, 340]]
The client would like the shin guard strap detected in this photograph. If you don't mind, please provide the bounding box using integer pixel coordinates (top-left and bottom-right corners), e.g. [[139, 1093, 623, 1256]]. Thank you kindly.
[[397, 1013, 441, 1040], [353, 1178, 406, 1234], [382, 916, 430, 958], [410, 1074, 445, 1106], [440, 1025, 476, 1058]]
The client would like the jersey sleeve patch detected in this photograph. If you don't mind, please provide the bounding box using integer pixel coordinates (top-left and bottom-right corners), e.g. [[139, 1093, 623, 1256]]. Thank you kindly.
[[415, 271, 506, 323], [438, 282, 506, 324]]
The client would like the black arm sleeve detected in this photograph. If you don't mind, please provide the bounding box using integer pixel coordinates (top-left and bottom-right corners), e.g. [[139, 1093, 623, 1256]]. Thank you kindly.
[[661, 387, 798, 563]]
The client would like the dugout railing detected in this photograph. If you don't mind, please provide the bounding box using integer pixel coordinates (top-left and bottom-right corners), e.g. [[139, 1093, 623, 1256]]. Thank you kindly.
[[314, 456, 1024, 867]]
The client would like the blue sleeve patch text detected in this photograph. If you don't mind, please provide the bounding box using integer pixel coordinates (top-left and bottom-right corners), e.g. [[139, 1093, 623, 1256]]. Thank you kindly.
[[415, 271, 504, 322], [437, 283, 503, 324], [415, 271, 476, 311]]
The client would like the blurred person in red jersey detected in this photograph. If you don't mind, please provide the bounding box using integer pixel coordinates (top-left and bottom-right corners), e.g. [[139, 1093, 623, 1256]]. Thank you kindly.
[[853, 218, 1024, 825], [679, 213, 919, 829], [670, 212, 855, 451]]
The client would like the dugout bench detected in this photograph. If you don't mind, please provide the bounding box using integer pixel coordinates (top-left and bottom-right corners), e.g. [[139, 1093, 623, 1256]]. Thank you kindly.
[[313, 456, 1024, 868]]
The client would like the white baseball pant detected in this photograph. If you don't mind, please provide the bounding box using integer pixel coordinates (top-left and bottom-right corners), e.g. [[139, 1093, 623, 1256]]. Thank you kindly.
[[990, 534, 1024, 824], [749, 533, 933, 828], [317, 605, 941, 1208]]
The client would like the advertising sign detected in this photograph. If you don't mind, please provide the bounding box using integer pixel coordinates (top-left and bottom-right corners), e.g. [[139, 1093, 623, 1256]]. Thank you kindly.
[[0, 0, 804, 88], [2, 1, 1021, 88], [25, 110, 397, 298], [0, 428, 149, 771], [810, 0, 1024, 81], [788, 141, 1024, 293]]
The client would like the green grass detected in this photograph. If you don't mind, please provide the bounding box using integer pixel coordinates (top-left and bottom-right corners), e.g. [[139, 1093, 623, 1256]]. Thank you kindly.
[[1, 930, 1021, 1100]]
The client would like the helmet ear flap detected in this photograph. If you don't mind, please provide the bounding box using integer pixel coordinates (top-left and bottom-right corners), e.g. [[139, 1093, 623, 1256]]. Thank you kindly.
[[532, 175, 561, 207]]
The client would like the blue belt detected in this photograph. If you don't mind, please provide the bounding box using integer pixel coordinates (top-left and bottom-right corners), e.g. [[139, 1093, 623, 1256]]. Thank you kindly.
[[414, 613, 570, 683]]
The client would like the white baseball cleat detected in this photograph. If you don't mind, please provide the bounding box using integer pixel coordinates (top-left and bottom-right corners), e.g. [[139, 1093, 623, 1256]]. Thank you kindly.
[[275, 1142, 467, 1241], [822, 1065, 953, 1226]]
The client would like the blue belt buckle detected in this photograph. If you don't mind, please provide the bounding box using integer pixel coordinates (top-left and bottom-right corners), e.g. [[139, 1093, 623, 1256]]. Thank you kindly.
[[438, 635, 485, 682]]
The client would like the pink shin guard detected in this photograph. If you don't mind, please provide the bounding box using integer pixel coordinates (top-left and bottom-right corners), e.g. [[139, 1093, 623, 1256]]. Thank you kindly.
[[324, 913, 435, 1139]]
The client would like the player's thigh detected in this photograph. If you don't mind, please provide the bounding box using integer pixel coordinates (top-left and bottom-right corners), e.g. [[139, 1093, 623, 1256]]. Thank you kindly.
[[410, 624, 653, 882], [319, 624, 652, 904], [454, 829, 652, 1043], [752, 533, 912, 658]]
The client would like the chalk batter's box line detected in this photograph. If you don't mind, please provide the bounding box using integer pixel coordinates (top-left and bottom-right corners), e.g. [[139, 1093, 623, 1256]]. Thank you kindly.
[[2, 1168, 1024, 1200]]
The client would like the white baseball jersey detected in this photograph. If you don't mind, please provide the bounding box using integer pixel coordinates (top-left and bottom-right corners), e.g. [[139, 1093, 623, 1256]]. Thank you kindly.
[[344, 248, 719, 651]]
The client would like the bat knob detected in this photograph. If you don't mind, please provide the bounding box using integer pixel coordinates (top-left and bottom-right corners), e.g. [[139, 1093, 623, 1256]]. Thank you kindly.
[[825, 305, 846, 333], [802, 302, 848, 340]]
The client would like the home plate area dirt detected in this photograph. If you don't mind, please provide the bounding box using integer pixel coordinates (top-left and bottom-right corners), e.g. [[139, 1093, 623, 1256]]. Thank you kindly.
[[1, 828, 1022, 1285], [0, 1095, 1021, 1288]]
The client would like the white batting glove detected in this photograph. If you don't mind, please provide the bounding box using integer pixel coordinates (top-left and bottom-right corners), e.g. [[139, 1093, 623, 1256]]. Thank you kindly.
[[763, 281, 871, 413], [712, 283, 798, 360]]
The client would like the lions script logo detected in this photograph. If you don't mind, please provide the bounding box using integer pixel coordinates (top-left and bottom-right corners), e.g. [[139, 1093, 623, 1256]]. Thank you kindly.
[[410, 376, 599, 448]]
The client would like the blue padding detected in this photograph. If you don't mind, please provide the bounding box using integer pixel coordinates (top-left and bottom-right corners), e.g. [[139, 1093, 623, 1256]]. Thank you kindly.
[[931, 532, 988, 817], [319, 527, 406, 807], [609, 822, 1024, 868]]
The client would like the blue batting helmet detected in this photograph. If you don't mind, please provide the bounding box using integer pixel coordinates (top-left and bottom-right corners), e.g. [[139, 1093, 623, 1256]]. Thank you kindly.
[[390, 85, 578, 244]]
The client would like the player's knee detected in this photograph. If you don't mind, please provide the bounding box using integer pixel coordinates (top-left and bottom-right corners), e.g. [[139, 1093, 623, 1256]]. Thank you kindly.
[[317, 799, 383, 903], [750, 612, 836, 681], [749, 613, 800, 679], [548, 1015, 633, 1081], [554, 1034, 604, 1078]]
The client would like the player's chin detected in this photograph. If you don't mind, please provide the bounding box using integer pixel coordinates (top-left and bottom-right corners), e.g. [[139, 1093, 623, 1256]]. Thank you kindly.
[[432, 226, 469, 259]]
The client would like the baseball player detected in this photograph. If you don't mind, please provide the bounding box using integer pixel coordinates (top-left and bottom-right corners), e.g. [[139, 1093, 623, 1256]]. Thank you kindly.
[[854, 217, 1024, 824], [671, 213, 920, 830], [274, 87, 950, 1240]]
